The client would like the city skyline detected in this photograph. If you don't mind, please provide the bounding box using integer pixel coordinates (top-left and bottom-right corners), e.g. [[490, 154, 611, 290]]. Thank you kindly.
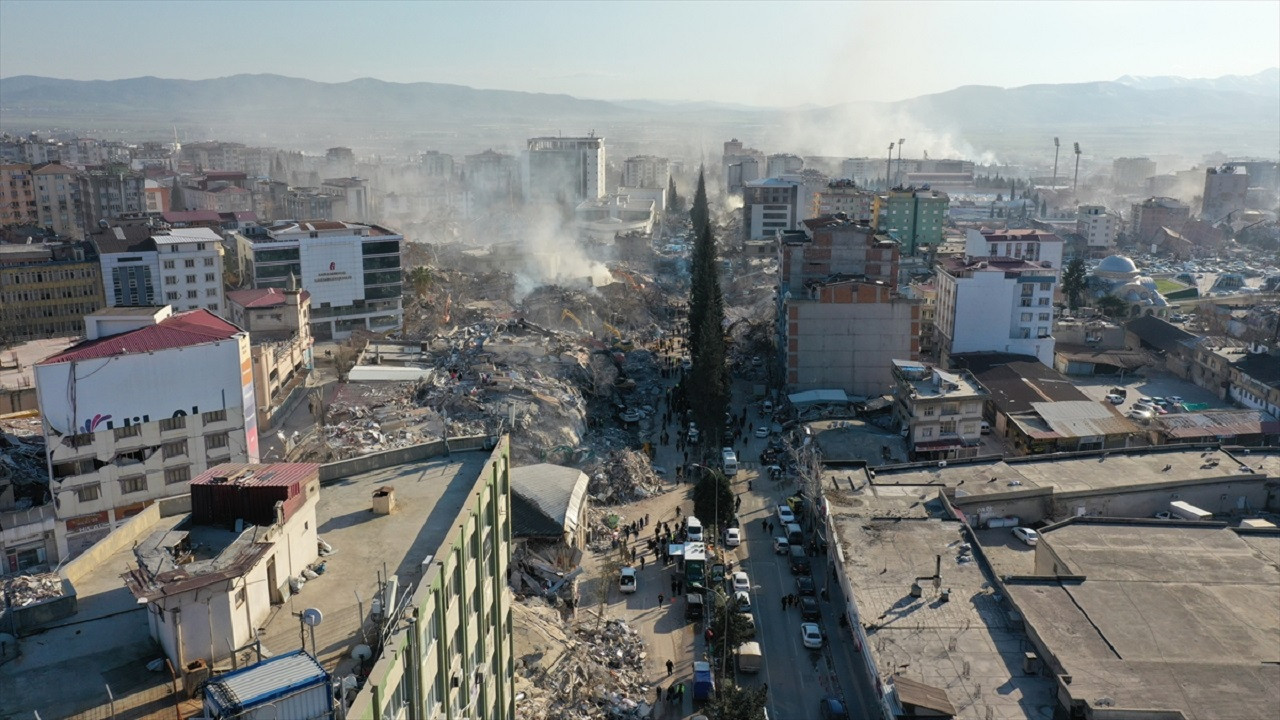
[[1, 0, 1277, 107]]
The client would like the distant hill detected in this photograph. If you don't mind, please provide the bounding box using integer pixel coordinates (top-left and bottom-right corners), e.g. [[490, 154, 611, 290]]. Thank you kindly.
[[1, 70, 1276, 158]]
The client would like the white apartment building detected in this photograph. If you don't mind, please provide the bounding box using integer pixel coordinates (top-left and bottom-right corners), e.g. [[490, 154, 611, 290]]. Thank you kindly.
[[766, 153, 804, 178], [1077, 205, 1118, 254], [742, 178, 800, 240], [936, 229, 1064, 366], [155, 227, 226, 315], [234, 220, 403, 340], [35, 307, 256, 559], [33, 163, 83, 238], [523, 135, 606, 202], [817, 180, 874, 222], [622, 155, 670, 189]]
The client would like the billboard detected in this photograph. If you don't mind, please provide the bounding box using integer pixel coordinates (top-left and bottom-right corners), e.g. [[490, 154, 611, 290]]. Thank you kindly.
[[300, 235, 365, 308]]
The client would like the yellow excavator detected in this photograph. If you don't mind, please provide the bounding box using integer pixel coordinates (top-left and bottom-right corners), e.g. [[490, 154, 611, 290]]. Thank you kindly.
[[603, 322, 634, 351], [561, 309, 584, 331]]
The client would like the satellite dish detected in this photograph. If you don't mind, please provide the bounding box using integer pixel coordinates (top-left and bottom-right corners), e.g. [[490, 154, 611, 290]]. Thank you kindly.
[[301, 608, 323, 627], [351, 644, 373, 661]]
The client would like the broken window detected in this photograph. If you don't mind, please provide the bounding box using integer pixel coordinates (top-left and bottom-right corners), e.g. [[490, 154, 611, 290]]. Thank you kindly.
[[75, 483, 101, 502]]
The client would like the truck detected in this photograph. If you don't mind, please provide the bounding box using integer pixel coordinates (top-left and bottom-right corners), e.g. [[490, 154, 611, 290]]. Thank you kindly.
[[1169, 500, 1213, 521], [722, 448, 738, 476], [692, 660, 715, 701], [737, 642, 763, 674], [682, 542, 707, 590]]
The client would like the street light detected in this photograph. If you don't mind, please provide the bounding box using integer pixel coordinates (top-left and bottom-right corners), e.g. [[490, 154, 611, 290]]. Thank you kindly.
[[1073, 142, 1082, 195], [1051, 137, 1060, 188], [896, 138, 906, 186], [885, 142, 894, 190]]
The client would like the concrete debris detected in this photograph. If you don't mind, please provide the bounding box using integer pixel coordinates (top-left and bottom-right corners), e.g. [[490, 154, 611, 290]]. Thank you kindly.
[[514, 601, 653, 720], [2, 572, 64, 607], [0, 421, 52, 514], [584, 449, 665, 505]]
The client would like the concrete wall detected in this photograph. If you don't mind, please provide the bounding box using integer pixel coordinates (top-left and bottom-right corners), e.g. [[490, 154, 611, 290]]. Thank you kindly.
[[10, 577, 77, 636], [59, 494, 191, 586], [318, 435, 491, 484], [0, 387, 37, 415]]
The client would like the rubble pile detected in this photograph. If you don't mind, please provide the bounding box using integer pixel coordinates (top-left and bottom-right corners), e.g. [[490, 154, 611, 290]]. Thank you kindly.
[[0, 422, 51, 510], [514, 604, 653, 720], [584, 449, 665, 505], [2, 572, 64, 607]]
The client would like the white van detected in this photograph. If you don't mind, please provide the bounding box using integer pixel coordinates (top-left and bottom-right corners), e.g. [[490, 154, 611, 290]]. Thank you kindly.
[[721, 448, 738, 476], [685, 516, 704, 542], [737, 641, 763, 673]]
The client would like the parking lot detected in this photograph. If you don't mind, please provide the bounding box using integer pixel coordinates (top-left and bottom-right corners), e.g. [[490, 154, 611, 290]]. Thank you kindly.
[[1073, 370, 1229, 420]]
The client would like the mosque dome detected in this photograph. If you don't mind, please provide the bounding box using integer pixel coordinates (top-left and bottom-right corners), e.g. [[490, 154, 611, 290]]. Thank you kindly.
[[1096, 255, 1138, 276]]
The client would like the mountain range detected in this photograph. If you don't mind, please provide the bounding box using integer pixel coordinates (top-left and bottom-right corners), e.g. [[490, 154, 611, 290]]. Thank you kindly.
[[1, 70, 1276, 159]]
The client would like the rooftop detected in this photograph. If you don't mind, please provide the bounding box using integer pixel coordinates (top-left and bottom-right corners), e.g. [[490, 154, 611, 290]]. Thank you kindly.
[[263, 220, 398, 238], [161, 210, 221, 224], [38, 309, 241, 364], [1124, 314, 1197, 353], [1155, 409, 1279, 439], [892, 359, 986, 400], [1006, 520, 1280, 719], [510, 463, 588, 539], [227, 286, 310, 309], [974, 361, 1089, 414], [153, 226, 222, 245]]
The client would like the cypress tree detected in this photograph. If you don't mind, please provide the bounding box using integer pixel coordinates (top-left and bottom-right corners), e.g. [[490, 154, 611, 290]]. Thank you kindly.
[[690, 167, 709, 240]]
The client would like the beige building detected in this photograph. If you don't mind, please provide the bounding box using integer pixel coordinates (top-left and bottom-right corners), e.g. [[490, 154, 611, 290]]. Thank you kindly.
[[1, 163, 38, 226], [226, 280, 313, 430], [891, 359, 987, 461], [33, 163, 83, 238]]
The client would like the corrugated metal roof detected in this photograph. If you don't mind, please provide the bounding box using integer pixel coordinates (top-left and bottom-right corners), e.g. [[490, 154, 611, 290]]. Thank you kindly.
[[1032, 400, 1139, 438], [190, 463, 321, 487], [204, 651, 328, 715], [1157, 410, 1276, 439], [39, 309, 241, 364], [511, 464, 588, 537]]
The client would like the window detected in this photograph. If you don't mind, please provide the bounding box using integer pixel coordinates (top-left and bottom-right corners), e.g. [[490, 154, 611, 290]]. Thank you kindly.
[[1040, 282, 1052, 291], [205, 433, 228, 451], [1021, 312, 1033, 321], [162, 440, 187, 459], [1020, 284, 1034, 297], [119, 475, 147, 494], [165, 276, 176, 285], [163, 260, 175, 269], [921, 428, 933, 438], [113, 424, 142, 441], [164, 466, 190, 485], [204, 257, 214, 267], [184, 259, 195, 268], [1039, 313, 1051, 321], [166, 291, 180, 301], [187, 290, 198, 299], [1018, 328, 1031, 339], [1020, 298, 1032, 307], [234, 587, 246, 607], [185, 274, 196, 283], [1038, 297, 1050, 306], [159, 415, 186, 432], [206, 288, 218, 296], [76, 483, 101, 502], [1037, 327, 1050, 338], [69, 432, 95, 447], [205, 273, 215, 282]]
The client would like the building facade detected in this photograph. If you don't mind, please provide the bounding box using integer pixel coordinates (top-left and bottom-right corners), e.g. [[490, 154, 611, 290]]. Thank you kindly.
[[1076, 205, 1117, 254], [1112, 157, 1157, 191], [621, 155, 670, 189], [33, 163, 83, 238], [890, 359, 987, 460], [227, 282, 313, 430], [0, 241, 104, 341], [817, 180, 874, 222], [1201, 165, 1249, 222], [154, 227, 226, 315], [1, 163, 38, 226], [1130, 197, 1190, 244], [523, 136, 606, 202], [742, 178, 800, 240], [234, 220, 403, 340], [77, 168, 146, 233], [34, 308, 257, 559], [779, 215, 900, 289], [872, 187, 949, 254]]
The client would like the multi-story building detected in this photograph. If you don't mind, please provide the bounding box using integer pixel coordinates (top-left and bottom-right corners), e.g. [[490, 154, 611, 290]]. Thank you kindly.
[[742, 178, 800, 240], [33, 162, 83, 238], [1077, 205, 1118, 255], [935, 229, 1063, 367], [63, 138, 105, 168], [234, 220, 403, 340], [779, 215, 900, 289], [841, 157, 881, 186], [77, 167, 146, 232], [280, 187, 336, 221], [622, 155, 670, 189], [155, 227, 225, 315], [872, 186, 949, 254], [227, 279, 313, 430], [34, 307, 256, 558], [780, 278, 919, 396], [90, 222, 160, 307], [0, 240, 104, 341], [817, 179, 874, 222], [325, 146, 356, 177], [1130, 196, 1191, 244], [782, 168, 830, 221], [1201, 165, 1250, 222], [901, 281, 938, 358], [1, 163, 38, 226], [523, 135, 606, 202], [182, 141, 248, 173], [890, 359, 987, 461], [464, 149, 518, 207], [766, 153, 804, 178], [723, 138, 765, 194], [320, 177, 371, 222], [1112, 157, 1157, 191], [420, 150, 455, 178]]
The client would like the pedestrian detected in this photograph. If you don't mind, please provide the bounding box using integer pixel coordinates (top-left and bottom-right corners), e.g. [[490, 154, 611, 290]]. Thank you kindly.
[[640, 555, 646, 570], [781, 595, 787, 611], [666, 659, 674, 675], [678, 682, 686, 700], [645, 513, 650, 526], [658, 593, 665, 606], [705, 628, 714, 643]]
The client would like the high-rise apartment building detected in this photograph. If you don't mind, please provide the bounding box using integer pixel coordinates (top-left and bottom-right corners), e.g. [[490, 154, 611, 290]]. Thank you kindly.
[[872, 187, 949, 254], [1077, 205, 1118, 255], [742, 178, 800, 240], [622, 155, 670, 189], [233, 220, 403, 340], [1201, 165, 1249, 222], [1, 163, 38, 226], [1112, 157, 1157, 191], [522, 135, 606, 202], [0, 240, 104, 341], [817, 180, 874, 222], [77, 167, 146, 232], [1130, 197, 1191, 244], [33, 163, 83, 238]]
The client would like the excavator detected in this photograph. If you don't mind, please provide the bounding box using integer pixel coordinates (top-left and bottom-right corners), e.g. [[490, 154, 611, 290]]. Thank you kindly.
[[602, 322, 634, 351], [560, 308, 584, 331]]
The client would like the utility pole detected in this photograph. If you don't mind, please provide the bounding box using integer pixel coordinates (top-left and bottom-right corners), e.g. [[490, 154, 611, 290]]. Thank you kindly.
[[896, 138, 906, 186], [1070, 142, 1080, 194], [885, 142, 894, 190], [1052, 137, 1060, 188]]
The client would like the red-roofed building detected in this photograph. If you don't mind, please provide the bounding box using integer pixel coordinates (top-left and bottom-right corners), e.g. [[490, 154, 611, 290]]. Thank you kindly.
[[35, 308, 258, 560], [226, 278, 313, 430]]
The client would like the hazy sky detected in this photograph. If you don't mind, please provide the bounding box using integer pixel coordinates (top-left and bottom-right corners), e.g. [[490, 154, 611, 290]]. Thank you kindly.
[[2, 0, 1276, 106]]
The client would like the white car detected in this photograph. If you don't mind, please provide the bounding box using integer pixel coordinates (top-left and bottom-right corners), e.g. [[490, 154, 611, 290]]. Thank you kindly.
[[777, 505, 796, 525], [734, 590, 752, 612], [1167, 396, 1184, 405], [724, 527, 742, 547], [619, 567, 637, 593], [731, 571, 751, 593], [1105, 393, 1125, 405], [755, 426, 769, 438], [801, 622, 824, 649], [1012, 527, 1039, 546], [773, 537, 790, 554]]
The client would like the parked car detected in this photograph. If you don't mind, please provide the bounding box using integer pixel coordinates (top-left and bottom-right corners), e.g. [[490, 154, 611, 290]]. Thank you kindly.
[[1167, 396, 1184, 405], [731, 571, 751, 593], [733, 590, 752, 613], [738, 612, 756, 639], [801, 622, 824, 649], [1128, 409, 1154, 422], [724, 527, 741, 547], [773, 537, 790, 554], [819, 697, 849, 720], [980, 420, 991, 434], [755, 425, 769, 438], [1105, 393, 1125, 404], [1012, 527, 1039, 546], [776, 505, 796, 525], [799, 595, 820, 620], [796, 575, 816, 596], [619, 567, 637, 593]]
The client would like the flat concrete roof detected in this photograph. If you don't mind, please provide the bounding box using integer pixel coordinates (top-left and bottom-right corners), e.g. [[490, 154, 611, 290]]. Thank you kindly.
[[873, 447, 1253, 499], [826, 511, 1058, 719], [1, 452, 491, 719], [1007, 521, 1280, 719], [0, 336, 79, 390]]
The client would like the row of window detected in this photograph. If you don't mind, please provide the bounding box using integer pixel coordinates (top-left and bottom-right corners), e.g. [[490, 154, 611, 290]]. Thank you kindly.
[[73, 464, 194, 502], [0, 267, 97, 285], [2, 302, 100, 319], [1, 285, 99, 303], [161, 257, 217, 269], [163, 274, 218, 284]]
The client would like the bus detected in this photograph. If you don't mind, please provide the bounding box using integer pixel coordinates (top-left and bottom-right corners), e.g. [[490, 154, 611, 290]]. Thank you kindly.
[[682, 541, 707, 589]]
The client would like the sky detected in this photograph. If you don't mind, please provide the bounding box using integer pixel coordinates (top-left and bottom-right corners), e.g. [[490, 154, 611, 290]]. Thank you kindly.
[[1, 0, 1277, 107]]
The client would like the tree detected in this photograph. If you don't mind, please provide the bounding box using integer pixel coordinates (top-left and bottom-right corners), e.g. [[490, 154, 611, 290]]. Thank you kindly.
[[690, 167, 709, 240], [693, 468, 735, 530], [169, 181, 186, 212], [702, 681, 768, 720], [710, 590, 757, 673], [1040, 198, 1048, 217], [1094, 294, 1129, 320], [1061, 256, 1087, 310], [405, 266, 435, 301], [668, 175, 683, 214]]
